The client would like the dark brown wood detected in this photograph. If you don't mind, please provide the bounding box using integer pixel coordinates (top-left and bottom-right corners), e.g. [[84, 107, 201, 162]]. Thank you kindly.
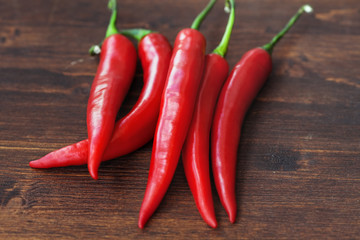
[[1, 0, 359, 239]]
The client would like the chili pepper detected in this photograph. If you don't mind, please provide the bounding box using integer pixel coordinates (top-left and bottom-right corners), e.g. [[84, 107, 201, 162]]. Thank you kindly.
[[211, 5, 313, 223], [86, 0, 137, 179], [138, 0, 216, 229], [181, 0, 235, 228], [29, 30, 172, 169]]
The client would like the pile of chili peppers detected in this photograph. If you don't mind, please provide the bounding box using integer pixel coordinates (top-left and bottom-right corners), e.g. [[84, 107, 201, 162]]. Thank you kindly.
[[29, 0, 313, 228]]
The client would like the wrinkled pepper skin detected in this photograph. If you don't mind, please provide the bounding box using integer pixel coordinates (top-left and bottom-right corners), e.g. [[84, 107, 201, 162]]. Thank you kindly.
[[138, 28, 206, 229], [29, 33, 172, 169], [211, 48, 272, 223], [182, 53, 229, 228]]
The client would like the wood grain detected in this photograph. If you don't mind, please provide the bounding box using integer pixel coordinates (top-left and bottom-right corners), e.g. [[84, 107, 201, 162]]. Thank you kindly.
[[1, 0, 359, 239]]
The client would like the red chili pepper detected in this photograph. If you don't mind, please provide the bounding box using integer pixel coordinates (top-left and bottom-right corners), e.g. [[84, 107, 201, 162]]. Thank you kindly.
[[181, 0, 235, 228], [211, 5, 313, 223], [138, 0, 216, 229], [86, 0, 137, 179], [29, 30, 172, 169]]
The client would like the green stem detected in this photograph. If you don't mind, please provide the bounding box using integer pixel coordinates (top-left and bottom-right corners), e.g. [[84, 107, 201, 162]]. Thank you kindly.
[[262, 4, 313, 55], [105, 0, 120, 38], [212, 0, 235, 57], [89, 0, 120, 55], [191, 0, 217, 30], [89, 45, 102, 56], [120, 28, 154, 42]]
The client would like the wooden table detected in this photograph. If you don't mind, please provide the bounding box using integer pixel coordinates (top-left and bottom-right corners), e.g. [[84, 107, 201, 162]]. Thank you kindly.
[[1, 0, 359, 239]]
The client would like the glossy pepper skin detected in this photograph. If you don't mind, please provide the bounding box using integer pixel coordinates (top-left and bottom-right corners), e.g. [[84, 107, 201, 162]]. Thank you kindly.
[[211, 4, 313, 223], [29, 33, 172, 168], [211, 48, 272, 223], [182, 54, 229, 228], [181, 0, 235, 228], [87, 34, 137, 179], [138, 28, 206, 229]]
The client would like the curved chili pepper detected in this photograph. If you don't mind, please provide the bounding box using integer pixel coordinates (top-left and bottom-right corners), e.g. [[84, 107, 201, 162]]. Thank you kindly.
[[181, 0, 235, 228], [211, 5, 313, 223], [29, 31, 172, 169], [138, 0, 216, 229], [86, 0, 137, 179]]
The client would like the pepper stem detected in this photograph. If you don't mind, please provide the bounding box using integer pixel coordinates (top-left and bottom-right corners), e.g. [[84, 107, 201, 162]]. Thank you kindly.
[[191, 0, 217, 30], [262, 4, 313, 55], [105, 0, 120, 37], [120, 28, 154, 42], [212, 0, 235, 57], [89, 0, 120, 55]]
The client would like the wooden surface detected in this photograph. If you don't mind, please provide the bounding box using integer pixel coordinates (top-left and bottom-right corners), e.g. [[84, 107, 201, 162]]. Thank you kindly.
[[1, 0, 359, 239]]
